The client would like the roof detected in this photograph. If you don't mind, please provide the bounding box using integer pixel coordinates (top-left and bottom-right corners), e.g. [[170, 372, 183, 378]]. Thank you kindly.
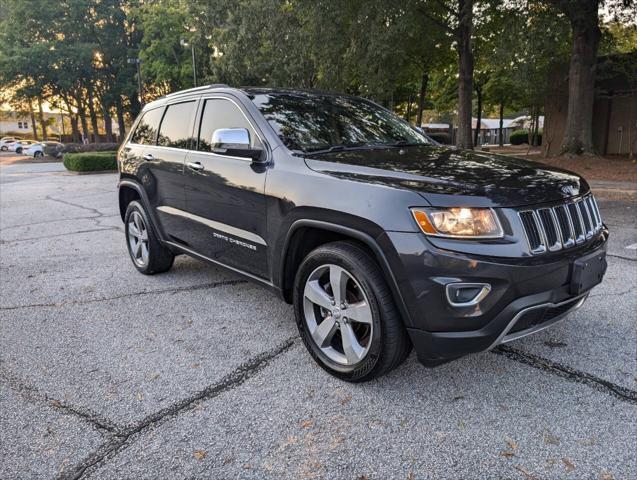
[[472, 118, 515, 129]]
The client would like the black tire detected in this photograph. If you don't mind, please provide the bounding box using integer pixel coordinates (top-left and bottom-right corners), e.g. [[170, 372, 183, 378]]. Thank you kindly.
[[34, 151, 43, 158], [16, 147, 22, 154], [293, 241, 412, 382], [124, 200, 174, 275], [1, 146, 7, 151]]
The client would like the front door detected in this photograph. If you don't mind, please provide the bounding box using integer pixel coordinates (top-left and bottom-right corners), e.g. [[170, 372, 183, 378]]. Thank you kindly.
[[182, 96, 269, 279]]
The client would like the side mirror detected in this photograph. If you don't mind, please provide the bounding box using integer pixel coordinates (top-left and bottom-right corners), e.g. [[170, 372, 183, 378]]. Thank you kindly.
[[211, 128, 263, 161]]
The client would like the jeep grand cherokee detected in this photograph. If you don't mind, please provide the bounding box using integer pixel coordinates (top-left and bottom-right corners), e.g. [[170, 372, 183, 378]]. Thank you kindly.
[[117, 85, 608, 382]]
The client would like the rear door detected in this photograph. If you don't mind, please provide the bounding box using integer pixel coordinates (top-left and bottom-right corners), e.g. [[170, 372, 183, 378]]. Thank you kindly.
[[182, 96, 269, 279], [136, 101, 197, 242]]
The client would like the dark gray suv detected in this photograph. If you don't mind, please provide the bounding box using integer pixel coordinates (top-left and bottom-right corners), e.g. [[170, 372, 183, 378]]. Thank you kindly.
[[117, 85, 608, 382]]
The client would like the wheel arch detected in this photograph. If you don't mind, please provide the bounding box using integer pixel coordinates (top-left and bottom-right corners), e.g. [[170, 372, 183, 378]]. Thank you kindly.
[[279, 219, 413, 327], [118, 179, 169, 244]]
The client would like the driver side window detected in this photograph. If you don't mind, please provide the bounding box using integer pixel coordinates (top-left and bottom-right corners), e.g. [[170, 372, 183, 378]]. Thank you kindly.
[[197, 99, 262, 152]]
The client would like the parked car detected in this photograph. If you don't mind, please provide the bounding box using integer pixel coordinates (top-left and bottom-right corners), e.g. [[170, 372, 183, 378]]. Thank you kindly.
[[9, 140, 37, 154], [117, 85, 608, 382], [24, 141, 65, 158], [0, 136, 19, 151]]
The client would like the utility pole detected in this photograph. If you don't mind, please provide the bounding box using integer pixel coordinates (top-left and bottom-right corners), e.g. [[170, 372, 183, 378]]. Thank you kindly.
[[127, 58, 144, 107], [180, 39, 197, 87]]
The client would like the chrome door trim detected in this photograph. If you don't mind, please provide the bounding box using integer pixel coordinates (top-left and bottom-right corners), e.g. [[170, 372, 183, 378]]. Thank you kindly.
[[156, 205, 267, 246]]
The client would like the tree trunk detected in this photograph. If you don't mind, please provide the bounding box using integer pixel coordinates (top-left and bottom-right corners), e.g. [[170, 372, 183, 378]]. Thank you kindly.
[[456, 0, 474, 149], [103, 106, 114, 143], [115, 97, 126, 141], [87, 86, 101, 143], [70, 115, 80, 143], [498, 102, 504, 146], [76, 94, 90, 144], [29, 108, 39, 141], [473, 85, 482, 147], [416, 72, 429, 127], [559, 1, 601, 155], [37, 98, 48, 141]]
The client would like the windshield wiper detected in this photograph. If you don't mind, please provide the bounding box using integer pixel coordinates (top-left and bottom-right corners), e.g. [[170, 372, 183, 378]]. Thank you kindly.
[[380, 140, 428, 148]]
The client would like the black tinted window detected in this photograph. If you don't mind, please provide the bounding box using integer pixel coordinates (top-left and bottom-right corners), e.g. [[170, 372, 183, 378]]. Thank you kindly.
[[250, 92, 430, 152], [157, 101, 196, 149], [131, 108, 164, 145], [198, 99, 261, 152]]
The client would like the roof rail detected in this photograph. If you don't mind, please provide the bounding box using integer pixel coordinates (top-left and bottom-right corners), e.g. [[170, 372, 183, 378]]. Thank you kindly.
[[165, 84, 231, 97]]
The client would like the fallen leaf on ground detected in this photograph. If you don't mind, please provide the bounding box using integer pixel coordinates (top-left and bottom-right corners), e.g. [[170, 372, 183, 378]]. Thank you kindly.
[[300, 419, 314, 429], [193, 450, 206, 460], [562, 457, 576, 471], [513, 464, 539, 480], [599, 471, 613, 480]]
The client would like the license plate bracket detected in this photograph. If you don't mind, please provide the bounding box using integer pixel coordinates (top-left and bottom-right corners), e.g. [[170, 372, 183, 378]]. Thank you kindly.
[[570, 251, 607, 295]]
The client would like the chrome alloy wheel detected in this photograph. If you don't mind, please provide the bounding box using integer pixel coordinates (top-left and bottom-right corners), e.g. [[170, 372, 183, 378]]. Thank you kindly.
[[303, 264, 374, 366], [127, 211, 149, 267]]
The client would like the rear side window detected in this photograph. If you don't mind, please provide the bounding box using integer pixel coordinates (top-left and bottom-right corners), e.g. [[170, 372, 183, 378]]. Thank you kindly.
[[157, 101, 196, 149], [197, 99, 262, 152], [131, 108, 164, 145]]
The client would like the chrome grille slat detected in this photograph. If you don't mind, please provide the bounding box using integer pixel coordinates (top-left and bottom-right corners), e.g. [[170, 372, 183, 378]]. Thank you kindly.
[[519, 194, 603, 255]]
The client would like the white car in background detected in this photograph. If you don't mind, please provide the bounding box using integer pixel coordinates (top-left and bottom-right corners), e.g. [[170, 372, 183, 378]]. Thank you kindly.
[[9, 140, 37, 154], [0, 136, 19, 151], [24, 141, 65, 158]]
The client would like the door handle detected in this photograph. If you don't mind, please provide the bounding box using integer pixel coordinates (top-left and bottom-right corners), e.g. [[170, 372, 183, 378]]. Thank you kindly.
[[143, 153, 154, 161], [187, 161, 204, 171]]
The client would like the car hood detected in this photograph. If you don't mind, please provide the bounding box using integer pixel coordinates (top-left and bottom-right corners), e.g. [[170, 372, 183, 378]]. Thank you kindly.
[[304, 146, 589, 208]]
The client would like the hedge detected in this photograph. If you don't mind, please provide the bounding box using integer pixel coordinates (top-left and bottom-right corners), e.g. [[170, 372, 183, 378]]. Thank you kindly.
[[63, 151, 117, 172], [510, 129, 543, 145], [427, 132, 452, 145], [62, 142, 121, 154]]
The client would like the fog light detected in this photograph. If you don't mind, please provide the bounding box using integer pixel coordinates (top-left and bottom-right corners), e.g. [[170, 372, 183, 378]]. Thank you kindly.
[[446, 283, 491, 307]]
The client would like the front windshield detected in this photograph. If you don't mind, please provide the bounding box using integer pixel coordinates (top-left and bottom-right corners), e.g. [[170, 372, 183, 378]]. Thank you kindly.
[[250, 91, 431, 153]]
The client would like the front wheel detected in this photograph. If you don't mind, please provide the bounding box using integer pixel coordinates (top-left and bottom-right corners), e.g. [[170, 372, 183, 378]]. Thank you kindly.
[[16, 148, 22, 154], [34, 151, 43, 158], [124, 200, 175, 275], [293, 241, 411, 382]]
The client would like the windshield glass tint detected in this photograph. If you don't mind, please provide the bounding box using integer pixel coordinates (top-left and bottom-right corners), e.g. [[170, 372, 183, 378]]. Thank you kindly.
[[250, 92, 430, 152]]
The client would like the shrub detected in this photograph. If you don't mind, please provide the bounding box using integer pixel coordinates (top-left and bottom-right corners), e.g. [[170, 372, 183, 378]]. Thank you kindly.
[[61, 142, 120, 154], [63, 151, 117, 172], [510, 129, 528, 145], [510, 129, 543, 146], [427, 132, 452, 145]]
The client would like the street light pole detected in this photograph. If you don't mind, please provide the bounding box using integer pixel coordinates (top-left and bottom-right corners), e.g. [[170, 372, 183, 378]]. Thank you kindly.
[[127, 57, 144, 108], [180, 39, 197, 87]]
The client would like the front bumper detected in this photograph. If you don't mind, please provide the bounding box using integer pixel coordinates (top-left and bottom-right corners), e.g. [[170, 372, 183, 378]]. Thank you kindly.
[[379, 227, 608, 366]]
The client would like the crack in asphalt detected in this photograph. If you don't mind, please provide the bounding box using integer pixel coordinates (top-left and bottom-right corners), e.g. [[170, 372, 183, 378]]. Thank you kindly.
[[492, 345, 637, 404], [607, 253, 637, 262], [45, 195, 106, 218], [0, 279, 249, 311], [0, 364, 122, 434], [1, 226, 123, 244], [56, 337, 296, 480]]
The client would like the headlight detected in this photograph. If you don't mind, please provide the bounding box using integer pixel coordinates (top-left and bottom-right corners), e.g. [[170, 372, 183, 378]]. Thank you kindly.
[[411, 207, 503, 238]]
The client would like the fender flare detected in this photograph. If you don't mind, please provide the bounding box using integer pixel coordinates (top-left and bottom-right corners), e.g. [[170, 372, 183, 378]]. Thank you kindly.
[[279, 219, 413, 327], [118, 179, 169, 243]]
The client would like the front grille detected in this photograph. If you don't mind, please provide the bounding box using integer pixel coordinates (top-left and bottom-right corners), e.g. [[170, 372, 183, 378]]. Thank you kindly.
[[519, 194, 603, 255]]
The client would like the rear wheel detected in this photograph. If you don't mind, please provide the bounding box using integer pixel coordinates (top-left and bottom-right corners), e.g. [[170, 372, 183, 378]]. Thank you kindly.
[[293, 241, 411, 382], [124, 200, 174, 275], [34, 151, 43, 158], [16, 147, 22, 154]]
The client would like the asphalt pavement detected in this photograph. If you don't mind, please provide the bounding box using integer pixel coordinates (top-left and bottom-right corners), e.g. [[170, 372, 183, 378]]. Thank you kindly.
[[0, 154, 635, 479]]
